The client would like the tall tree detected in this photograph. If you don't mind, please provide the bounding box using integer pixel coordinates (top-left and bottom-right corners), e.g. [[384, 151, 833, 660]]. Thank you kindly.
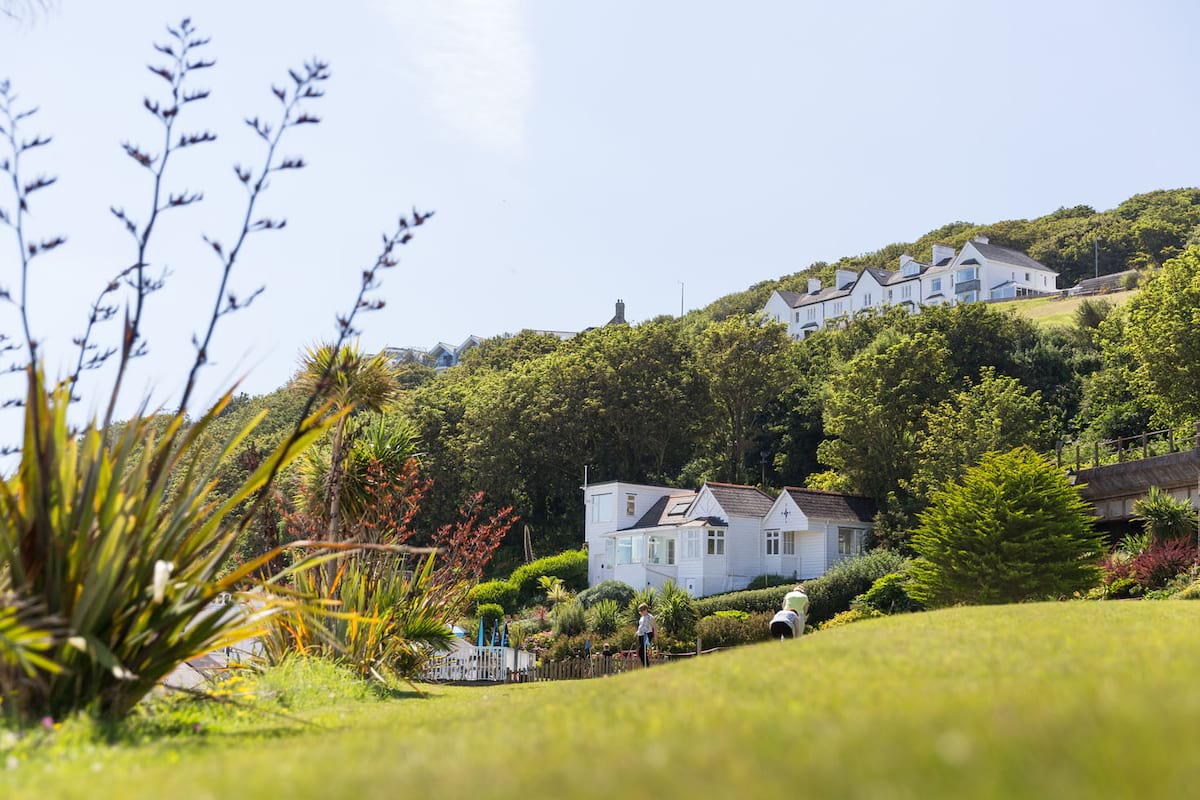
[[696, 314, 791, 483], [1121, 246, 1200, 425], [293, 343, 402, 541], [817, 330, 953, 503]]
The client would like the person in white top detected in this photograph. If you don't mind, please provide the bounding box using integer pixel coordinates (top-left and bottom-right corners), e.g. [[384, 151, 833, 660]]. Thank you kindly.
[[636, 603, 656, 666]]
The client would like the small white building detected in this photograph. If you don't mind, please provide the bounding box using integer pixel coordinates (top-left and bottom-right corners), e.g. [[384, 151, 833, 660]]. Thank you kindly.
[[764, 236, 1060, 339], [583, 480, 876, 597]]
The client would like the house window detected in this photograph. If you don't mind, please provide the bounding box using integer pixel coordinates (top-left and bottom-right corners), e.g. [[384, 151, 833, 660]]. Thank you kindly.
[[684, 530, 701, 559], [626, 494, 636, 516], [648, 536, 676, 565], [807, 307, 817, 321], [706, 529, 725, 556], [887, 289, 893, 302], [956, 290, 978, 304], [837, 528, 864, 556], [863, 292, 872, 306], [591, 493, 614, 523], [765, 530, 780, 556], [900, 284, 912, 300], [931, 277, 942, 292], [955, 267, 977, 283], [782, 531, 795, 555], [794, 311, 800, 323], [831, 301, 844, 316], [1025, 272, 1031, 281], [617, 535, 644, 565], [605, 538, 616, 565]]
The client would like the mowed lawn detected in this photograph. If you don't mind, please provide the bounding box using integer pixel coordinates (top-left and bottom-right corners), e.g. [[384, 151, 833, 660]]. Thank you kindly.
[[995, 288, 1138, 327], [6, 601, 1200, 799]]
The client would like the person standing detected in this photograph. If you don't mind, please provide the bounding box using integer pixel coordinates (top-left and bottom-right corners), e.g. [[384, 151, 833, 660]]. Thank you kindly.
[[783, 584, 809, 634], [636, 602, 656, 666]]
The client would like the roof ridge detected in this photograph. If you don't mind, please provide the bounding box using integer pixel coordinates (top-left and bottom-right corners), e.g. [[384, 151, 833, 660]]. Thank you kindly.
[[783, 486, 872, 500]]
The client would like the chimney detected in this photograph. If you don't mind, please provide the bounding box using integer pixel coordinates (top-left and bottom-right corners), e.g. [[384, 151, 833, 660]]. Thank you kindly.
[[931, 243, 955, 265], [611, 299, 626, 325], [835, 269, 857, 290], [807, 278, 821, 294]]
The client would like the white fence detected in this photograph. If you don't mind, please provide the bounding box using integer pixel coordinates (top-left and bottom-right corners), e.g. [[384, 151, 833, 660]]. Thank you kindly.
[[420, 645, 535, 683]]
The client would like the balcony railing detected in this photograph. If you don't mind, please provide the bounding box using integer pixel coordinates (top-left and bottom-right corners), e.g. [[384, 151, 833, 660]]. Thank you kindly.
[[1057, 422, 1200, 471]]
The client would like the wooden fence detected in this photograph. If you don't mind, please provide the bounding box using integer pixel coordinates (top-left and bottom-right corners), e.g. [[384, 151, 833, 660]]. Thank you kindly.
[[1058, 422, 1200, 471]]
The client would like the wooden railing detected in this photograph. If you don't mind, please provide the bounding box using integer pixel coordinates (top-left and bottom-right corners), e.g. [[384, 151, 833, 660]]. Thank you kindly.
[[1057, 422, 1200, 471]]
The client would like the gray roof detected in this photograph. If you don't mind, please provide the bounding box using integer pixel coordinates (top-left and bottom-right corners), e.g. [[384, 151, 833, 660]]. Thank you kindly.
[[777, 289, 804, 307], [629, 493, 698, 530], [796, 286, 849, 307], [970, 241, 1052, 273], [705, 482, 775, 518], [863, 267, 893, 285], [783, 487, 876, 523]]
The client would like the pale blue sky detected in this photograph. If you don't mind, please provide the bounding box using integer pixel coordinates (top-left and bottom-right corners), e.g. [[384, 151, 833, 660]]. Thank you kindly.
[[1, 1, 1198, 424]]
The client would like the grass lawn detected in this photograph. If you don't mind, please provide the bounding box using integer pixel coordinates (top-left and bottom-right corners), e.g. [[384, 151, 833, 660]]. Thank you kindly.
[[994, 289, 1139, 327], [5, 601, 1200, 799]]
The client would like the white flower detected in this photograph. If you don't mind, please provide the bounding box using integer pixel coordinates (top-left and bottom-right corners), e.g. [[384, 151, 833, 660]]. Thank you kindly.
[[152, 560, 175, 604]]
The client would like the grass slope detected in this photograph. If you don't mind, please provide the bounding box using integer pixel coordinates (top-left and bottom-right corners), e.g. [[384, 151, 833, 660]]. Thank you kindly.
[[6, 601, 1200, 799], [994, 289, 1138, 327]]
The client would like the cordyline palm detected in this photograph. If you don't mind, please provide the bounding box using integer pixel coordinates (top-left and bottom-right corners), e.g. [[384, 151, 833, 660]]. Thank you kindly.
[[294, 343, 402, 542]]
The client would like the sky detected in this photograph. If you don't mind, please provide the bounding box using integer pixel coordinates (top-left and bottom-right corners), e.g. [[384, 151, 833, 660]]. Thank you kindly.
[[1, 0, 1199, 430]]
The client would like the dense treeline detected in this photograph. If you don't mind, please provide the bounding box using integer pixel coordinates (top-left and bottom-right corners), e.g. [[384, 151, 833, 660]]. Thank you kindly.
[[199, 189, 1200, 568]]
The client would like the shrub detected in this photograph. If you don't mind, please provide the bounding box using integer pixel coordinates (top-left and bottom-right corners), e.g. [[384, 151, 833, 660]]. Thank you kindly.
[[552, 600, 587, 638], [576, 580, 636, 610], [587, 599, 621, 637], [1172, 580, 1200, 600], [858, 572, 923, 614], [476, 604, 506, 629], [1131, 539, 1198, 590], [545, 634, 590, 661], [693, 549, 908, 626], [1131, 487, 1199, 543], [910, 447, 1106, 606], [695, 612, 774, 649], [746, 575, 794, 590], [509, 550, 589, 606], [1105, 577, 1143, 600], [713, 609, 749, 621], [468, 580, 517, 614], [818, 608, 883, 631], [655, 580, 698, 639]]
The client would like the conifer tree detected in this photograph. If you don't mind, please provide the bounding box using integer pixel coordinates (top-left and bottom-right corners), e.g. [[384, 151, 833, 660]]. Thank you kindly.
[[909, 446, 1105, 605]]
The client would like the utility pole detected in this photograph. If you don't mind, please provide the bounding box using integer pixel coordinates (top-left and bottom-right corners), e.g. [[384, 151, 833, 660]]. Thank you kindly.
[[1094, 237, 1099, 280], [678, 281, 685, 317]]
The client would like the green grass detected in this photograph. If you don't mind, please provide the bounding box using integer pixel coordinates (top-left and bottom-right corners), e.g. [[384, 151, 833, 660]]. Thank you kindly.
[[4, 601, 1200, 798], [994, 289, 1138, 327]]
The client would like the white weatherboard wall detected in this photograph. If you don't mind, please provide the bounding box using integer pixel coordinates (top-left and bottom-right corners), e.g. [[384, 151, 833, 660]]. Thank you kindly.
[[583, 481, 676, 586]]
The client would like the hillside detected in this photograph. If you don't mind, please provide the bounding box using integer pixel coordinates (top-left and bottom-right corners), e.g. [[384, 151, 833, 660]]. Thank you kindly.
[[12, 602, 1200, 798], [996, 288, 1139, 327], [693, 188, 1199, 323]]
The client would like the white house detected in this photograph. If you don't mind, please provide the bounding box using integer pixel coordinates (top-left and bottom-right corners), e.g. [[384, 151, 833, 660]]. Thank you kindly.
[[760, 487, 877, 580], [764, 236, 1059, 339], [583, 480, 876, 597]]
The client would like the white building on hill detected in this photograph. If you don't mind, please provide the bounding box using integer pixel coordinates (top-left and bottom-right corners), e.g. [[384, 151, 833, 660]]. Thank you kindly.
[[763, 236, 1059, 339]]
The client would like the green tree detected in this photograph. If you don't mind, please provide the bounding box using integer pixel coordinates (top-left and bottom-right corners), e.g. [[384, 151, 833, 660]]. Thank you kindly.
[[817, 330, 954, 503], [909, 367, 1053, 503], [696, 314, 791, 483], [909, 447, 1105, 606], [1121, 246, 1200, 425], [293, 343, 402, 541]]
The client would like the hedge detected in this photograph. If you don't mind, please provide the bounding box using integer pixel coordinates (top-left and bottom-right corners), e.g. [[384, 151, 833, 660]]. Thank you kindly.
[[693, 549, 909, 627], [509, 549, 589, 606], [467, 580, 518, 613]]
